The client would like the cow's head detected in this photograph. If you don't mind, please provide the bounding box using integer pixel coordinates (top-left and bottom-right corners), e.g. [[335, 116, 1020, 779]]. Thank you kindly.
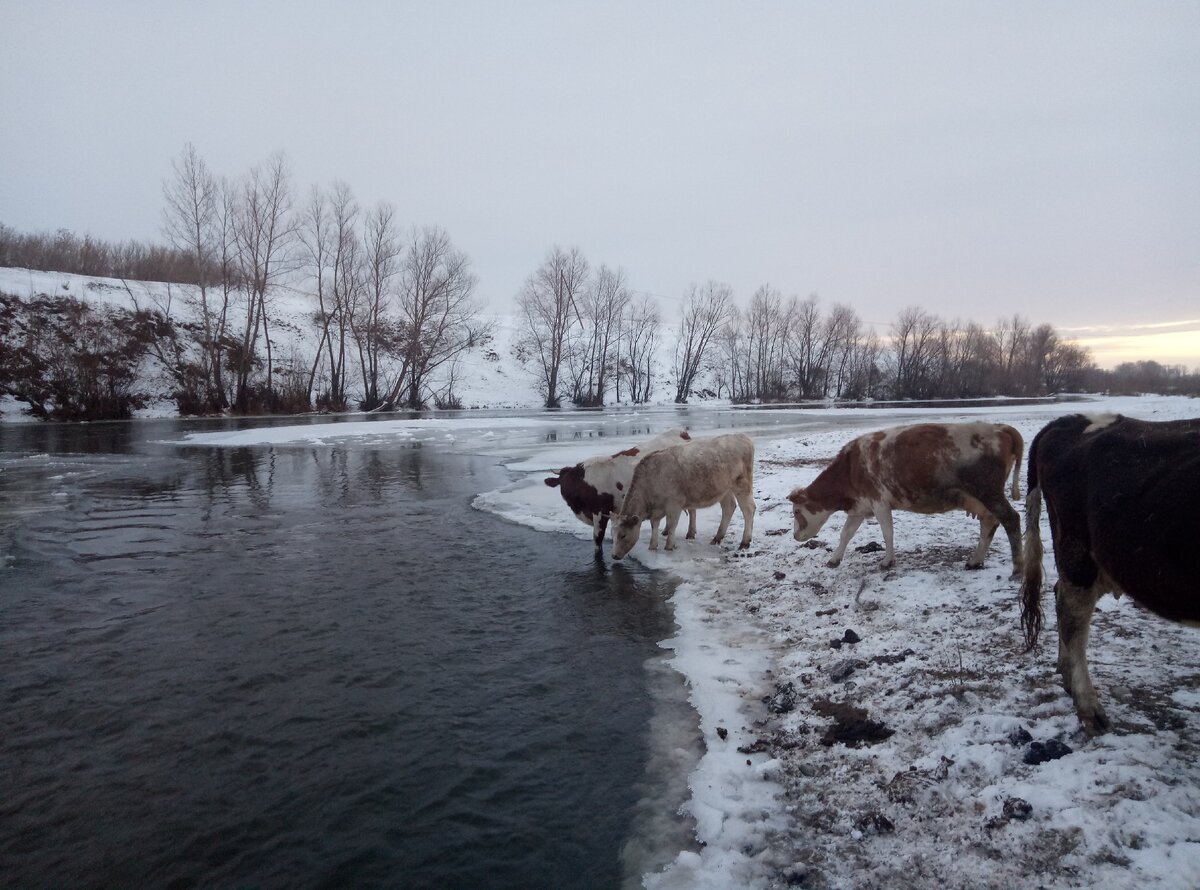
[[546, 464, 616, 527], [611, 513, 643, 560], [787, 487, 834, 542], [545, 465, 586, 517]]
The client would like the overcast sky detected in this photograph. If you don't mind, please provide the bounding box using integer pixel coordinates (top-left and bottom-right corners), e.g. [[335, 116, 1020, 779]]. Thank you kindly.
[[2, 2, 1197, 366]]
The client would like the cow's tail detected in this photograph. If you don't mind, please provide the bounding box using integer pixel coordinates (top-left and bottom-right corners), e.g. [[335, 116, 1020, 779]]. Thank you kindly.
[[1009, 427, 1024, 500], [1018, 438, 1045, 652]]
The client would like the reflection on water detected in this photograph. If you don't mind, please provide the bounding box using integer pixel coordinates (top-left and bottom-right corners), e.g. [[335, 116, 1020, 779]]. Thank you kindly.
[[1, 425, 696, 889]]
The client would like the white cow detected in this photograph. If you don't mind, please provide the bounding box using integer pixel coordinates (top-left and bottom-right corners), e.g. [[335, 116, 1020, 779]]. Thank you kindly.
[[612, 433, 755, 559]]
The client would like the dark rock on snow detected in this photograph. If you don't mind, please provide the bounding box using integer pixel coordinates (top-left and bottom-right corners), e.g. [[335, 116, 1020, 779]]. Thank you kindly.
[[765, 682, 799, 714], [1002, 797, 1033, 821], [814, 699, 895, 748], [1007, 726, 1033, 747], [1024, 738, 1073, 765]]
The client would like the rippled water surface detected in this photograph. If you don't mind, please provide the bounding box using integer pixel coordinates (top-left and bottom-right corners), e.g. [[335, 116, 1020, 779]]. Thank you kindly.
[[1, 418, 696, 889]]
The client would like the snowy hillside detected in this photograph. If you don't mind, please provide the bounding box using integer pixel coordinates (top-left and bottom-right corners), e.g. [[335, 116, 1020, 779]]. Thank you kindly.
[[0, 266, 689, 418]]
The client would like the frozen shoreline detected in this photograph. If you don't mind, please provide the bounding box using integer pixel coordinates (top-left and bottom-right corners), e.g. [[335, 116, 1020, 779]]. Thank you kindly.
[[171, 395, 1200, 888]]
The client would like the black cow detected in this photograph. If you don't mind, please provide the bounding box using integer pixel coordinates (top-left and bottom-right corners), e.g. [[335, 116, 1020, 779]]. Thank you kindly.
[[1020, 412, 1200, 733]]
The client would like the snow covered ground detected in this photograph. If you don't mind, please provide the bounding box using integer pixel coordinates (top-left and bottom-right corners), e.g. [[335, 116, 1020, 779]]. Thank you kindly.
[[175, 394, 1200, 889]]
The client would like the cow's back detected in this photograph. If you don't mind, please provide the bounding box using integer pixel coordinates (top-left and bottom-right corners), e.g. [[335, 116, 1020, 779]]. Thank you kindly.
[[629, 433, 753, 510], [1035, 414, 1200, 622], [862, 423, 1014, 512]]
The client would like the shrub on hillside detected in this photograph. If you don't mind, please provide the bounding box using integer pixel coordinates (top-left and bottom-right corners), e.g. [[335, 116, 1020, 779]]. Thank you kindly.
[[0, 294, 155, 421]]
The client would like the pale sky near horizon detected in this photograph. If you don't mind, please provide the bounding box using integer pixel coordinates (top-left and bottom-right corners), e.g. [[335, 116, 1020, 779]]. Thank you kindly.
[[2, 2, 1198, 368]]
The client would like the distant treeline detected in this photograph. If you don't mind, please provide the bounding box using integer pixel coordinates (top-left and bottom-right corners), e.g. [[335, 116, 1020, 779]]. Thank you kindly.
[[0, 222, 220, 286], [1101, 360, 1200, 397], [2, 142, 1198, 421]]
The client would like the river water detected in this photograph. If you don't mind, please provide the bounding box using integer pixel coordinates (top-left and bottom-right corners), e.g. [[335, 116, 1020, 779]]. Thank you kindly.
[[0, 413, 725, 889]]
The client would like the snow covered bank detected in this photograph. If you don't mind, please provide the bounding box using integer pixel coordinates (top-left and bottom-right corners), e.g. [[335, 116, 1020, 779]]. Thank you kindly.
[[477, 394, 1200, 889]]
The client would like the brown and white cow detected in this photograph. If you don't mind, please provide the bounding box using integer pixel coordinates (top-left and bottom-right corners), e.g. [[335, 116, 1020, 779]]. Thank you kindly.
[[612, 433, 756, 559], [544, 428, 697, 556], [1020, 413, 1200, 733], [787, 422, 1024, 572]]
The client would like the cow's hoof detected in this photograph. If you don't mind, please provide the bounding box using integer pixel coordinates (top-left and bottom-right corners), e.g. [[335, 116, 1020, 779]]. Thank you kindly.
[[826, 558, 842, 568], [965, 560, 984, 570], [709, 535, 722, 545], [1079, 708, 1111, 735], [686, 531, 697, 540], [738, 541, 750, 550], [878, 559, 895, 570], [664, 543, 676, 551]]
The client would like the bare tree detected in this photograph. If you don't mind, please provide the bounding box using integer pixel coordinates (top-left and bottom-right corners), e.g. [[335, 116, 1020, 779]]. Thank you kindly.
[[743, 285, 790, 400], [569, 264, 631, 406], [820, 303, 861, 399], [889, 306, 943, 399], [618, 293, 660, 403], [673, 281, 732, 403], [715, 308, 746, 400], [844, 326, 882, 400], [993, 314, 1032, 394], [232, 152, 295, 413], [783, 293, 853, 400], [1043, 338, 1093, 393], [161, 142, 227, 411], [325, 182, 360, 409], [353, 201, 402, 410], [384, 226, 481, 409], [518, 246, 589, 408], [299, 185, 334, 405]]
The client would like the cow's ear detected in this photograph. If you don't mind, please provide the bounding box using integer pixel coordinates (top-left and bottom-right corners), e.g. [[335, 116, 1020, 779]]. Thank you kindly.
[[786, 490, 801, 504], [545, 476, 560, 488]]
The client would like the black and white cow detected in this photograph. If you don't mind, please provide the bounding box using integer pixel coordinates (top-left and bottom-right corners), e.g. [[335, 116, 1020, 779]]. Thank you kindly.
[[545, 428, 696, 556], [1020, 412, 1200, 733]]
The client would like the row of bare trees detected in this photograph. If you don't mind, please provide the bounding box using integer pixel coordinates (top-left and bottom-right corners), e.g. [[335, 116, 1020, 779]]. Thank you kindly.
[[727, 289, 877, 400], [517, 246, 661, 407], [157, 144, 485, 414], [709, 294, 1093, 403], [515, 248, 1099, 408], [0, 223, 209, 285], [886, 308, 1092, 399]]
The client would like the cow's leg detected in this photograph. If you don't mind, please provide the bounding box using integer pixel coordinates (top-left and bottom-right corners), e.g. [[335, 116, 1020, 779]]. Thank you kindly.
[[593, 513, 609, 557], [711, 494, 736, 545], [979, 493, 1023, 576], [828, 513, 865, 567], [967, 512, 999, 570], [874, 505, 896, 568], [663, 506, 684, 550], [648, 515, 661, 551], [1055, 579, 1109, 733], [685, 508, 698, 540], [734, 487, 755, 550]]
